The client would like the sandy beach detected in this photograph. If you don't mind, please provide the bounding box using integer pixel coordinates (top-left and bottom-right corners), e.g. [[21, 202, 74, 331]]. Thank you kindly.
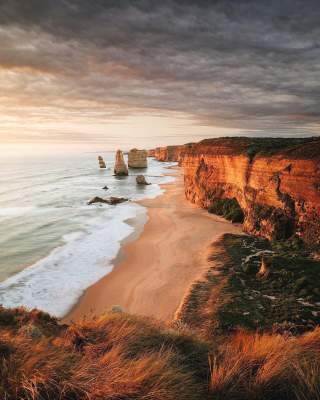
[[64, 167, 241, 323]]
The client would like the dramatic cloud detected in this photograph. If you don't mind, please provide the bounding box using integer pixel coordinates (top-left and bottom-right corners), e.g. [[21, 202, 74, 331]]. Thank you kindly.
[[0, 0, 319, 147]]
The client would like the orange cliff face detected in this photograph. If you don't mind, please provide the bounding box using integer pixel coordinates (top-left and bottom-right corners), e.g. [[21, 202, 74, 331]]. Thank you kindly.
[[154, 146, 181, 161], [150, 145, 187, 163], [181, 137, 320, 244]]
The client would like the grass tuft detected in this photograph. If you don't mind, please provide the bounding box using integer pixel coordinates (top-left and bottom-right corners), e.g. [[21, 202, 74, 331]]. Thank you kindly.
[[209, 328, 320, 400]]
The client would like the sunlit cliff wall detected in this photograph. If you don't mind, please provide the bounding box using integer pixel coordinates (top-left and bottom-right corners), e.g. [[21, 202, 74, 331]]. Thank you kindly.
[[181, 137, 320, 243], [149, 145, 194, 164], [153, 145, 186, 163]]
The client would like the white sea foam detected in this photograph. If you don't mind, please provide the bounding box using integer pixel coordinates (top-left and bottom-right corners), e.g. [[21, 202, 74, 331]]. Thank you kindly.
[[132, 175, 176, 200], [0, 207, 38, 217], [0, 157, 176, 317], [0, 203, 146, 317]]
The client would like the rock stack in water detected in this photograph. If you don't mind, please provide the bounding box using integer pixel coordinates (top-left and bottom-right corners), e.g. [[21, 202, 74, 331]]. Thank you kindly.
[[136, 175, 150, 185], [98, 156, 106, 168], [114, 150, 128, 176], [128, 148, 148, 168]]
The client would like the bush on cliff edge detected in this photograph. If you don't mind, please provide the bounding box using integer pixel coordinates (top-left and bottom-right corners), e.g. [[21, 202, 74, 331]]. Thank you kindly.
[[208, 197, 244, 223]]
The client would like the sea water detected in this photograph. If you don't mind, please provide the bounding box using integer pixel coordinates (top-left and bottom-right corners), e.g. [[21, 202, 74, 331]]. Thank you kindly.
[[0, 152, 175, 317]]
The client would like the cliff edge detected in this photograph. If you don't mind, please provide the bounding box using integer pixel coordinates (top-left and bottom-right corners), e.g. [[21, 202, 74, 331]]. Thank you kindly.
[[181, 137, 320, 243]]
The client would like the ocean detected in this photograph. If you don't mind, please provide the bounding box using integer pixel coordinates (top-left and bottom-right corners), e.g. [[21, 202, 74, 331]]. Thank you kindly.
[[0, 152, 175, 317]]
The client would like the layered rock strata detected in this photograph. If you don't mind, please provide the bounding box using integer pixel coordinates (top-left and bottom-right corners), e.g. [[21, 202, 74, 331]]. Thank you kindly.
[[152, 145, 187, 163], [181, 137, 320, 244], [128, 149, 148, 168]]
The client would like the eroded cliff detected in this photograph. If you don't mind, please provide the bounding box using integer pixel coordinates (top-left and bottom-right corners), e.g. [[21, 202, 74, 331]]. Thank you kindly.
[[152, 145, 187, 163], [182, 137, 320, 243]]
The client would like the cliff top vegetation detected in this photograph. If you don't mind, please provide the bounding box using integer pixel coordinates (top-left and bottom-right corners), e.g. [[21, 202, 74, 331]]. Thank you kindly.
[[0, 303, 319, 400], [185, 137, 320, 160]]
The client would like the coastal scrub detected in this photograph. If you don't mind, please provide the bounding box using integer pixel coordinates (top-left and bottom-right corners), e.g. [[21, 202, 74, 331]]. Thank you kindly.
[[0, 306, 319, 399]]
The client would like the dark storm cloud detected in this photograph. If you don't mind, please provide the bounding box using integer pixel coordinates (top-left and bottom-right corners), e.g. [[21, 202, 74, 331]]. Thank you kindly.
[[0, 0, 320, 133]]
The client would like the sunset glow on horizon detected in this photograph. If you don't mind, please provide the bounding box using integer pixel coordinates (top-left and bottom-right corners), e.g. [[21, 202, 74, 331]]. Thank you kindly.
[[1, 0, 320, 153]]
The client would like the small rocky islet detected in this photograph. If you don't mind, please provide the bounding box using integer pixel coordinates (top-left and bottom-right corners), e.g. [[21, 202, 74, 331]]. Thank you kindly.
[[90, 148, 151, 205]]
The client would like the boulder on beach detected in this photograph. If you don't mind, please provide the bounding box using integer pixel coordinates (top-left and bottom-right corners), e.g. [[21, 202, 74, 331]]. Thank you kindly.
[[98, 155, 106, 169], [88, 196, 128, 205], [114, 150, 128, 176], [128, 148, 148, 168], [136, 175, 151, 185]]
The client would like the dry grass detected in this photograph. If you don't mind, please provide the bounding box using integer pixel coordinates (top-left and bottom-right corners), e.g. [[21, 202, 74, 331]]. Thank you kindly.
[[0, 306, 319, 399], [209, 327, 320, 400], [0, 307, 208, 400]]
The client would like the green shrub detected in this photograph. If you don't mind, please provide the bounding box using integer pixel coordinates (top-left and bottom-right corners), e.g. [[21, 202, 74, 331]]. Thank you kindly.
[[208, 198, 244, 223]]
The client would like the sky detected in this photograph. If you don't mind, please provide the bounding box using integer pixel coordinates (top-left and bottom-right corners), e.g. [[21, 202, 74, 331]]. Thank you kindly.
[[0, 0, 320, 153]]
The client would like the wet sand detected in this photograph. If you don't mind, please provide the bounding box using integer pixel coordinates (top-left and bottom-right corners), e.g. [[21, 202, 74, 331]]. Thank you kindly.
[[63, 168, 241, 323]]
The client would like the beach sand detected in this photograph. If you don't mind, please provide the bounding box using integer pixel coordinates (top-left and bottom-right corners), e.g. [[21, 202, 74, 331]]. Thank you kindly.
[[63, 168, 241, 323]]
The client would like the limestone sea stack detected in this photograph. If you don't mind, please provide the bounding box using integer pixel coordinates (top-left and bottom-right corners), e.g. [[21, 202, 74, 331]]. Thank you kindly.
[[98, 155, 106, 168], [114, 150, 128, 176], [128, 148, 148, 168]]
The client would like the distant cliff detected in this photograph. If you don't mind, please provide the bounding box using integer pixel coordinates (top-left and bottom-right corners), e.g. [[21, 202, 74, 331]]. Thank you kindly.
[[149, 145, 187, 163], [147, 149, 156, 157], [181, 137, 320, 244], [148, 144, 197, 164]]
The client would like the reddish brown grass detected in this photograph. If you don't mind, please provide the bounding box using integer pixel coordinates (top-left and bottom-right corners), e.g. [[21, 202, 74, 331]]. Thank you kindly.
[[209, 328, 320, 400], [0, 308, 207, 400], [0, 306, 319, 400]]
